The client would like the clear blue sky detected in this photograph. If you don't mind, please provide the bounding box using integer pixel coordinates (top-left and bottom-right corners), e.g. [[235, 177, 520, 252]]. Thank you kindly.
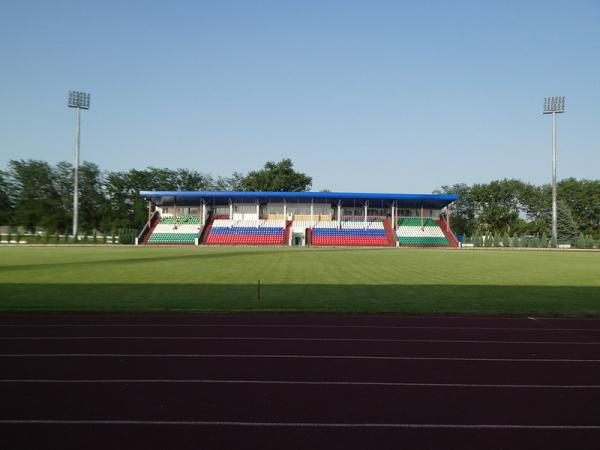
[[1, 0, 599, 193]]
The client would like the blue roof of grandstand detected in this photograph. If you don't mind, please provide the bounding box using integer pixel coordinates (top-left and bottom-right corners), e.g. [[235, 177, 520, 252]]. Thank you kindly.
[[139, 191, 457, 209]]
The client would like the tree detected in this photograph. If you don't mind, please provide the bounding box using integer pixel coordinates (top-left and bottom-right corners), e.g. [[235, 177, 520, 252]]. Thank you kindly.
[[540, 232, 548, 248], [511, 234, 520, 247], [78, 162, 110, 234], [436, 183, 476, 236], [517, 183, 551, 236], [7, 160, 64, 233], [585, 235, 594, 249], [0, 170, 14, 225], [484, 234, 493, 247], [493, 231, 501, 247], [240, 159, 312, 192], [104, 169, 161, 231], [213, 172, 245, 191], [576, 233, 586, 248], [438, 180, 529, 236], [555, 200, 578, 245], [471, 179, 522, 234], [52, 161, 75, 232], [558, 178, 600, 236], [502, 232, 510, 247], [437, 178, 600, 239], [472, 230, 480, 247], [103, 167, 226, 231]]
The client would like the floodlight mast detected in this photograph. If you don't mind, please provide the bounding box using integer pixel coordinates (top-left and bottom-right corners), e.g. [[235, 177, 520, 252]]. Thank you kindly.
[[543, 96, 565, 246], [67, 91, 91, 239]]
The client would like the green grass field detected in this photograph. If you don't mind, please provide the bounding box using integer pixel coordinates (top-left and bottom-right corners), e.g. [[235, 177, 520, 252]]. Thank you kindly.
[[1, 246, 599, 315]]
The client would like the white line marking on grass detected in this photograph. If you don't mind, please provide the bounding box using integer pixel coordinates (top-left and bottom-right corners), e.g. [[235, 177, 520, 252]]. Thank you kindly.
[[1, 420, 599, 430], [1, 379, 599, 389], [1, 324, 599, 332], [2, 336, 600, 345], [1, 354, 600, 362]]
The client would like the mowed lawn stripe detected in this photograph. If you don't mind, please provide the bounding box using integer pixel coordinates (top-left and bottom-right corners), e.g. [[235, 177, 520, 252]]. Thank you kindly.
[[0, 247, 599, 314]]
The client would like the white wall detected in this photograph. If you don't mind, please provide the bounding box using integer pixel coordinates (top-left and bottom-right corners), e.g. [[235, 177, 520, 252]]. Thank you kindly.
[[266, 203, 332, 216], [233, 203, 258, 220]]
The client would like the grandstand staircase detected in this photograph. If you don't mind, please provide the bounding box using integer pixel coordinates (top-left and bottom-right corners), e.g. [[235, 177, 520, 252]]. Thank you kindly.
[[139, 212, 160, 245], [199, 214, 215, 245], [437, 219, 459, 247], [383, 219, 397, 247], [283, 220, 292, 246]]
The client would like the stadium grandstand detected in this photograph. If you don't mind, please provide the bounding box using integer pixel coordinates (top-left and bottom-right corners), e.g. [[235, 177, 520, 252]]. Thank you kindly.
[[137, 191, 458, 247]]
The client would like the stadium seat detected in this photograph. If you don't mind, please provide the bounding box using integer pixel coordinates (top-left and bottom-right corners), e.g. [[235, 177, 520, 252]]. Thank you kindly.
[[395, 217, 450, 246], [205, 219, 286, 245], [311, 220, 388, 246], [146, 215, 202, 244]]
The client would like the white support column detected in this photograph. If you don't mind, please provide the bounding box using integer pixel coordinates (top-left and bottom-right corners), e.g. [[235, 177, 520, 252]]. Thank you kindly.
[[202, 201, 206, 226], [337, 201, 341, 225], [256, 201, 260, 220], [391, 202, 395, 229], [283, 199, 287, 220], [310, 199, 314, 221], [447, 204, 451, 232], [229, 199, 233, 220], [147, 200, 152, 229], [364, 202, 368, 225]]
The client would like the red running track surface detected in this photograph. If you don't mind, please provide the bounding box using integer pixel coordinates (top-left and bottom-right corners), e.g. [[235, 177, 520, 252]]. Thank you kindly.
[[1, 313, 600, 449]]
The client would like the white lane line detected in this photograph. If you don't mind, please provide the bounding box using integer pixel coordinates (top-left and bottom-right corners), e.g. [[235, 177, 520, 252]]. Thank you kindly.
[[1, 420, 599, 429], [1, 379, 599, 389], [2, 336, 600, 345], [1, 354, 600, 362], [1, 324, 599, 331]]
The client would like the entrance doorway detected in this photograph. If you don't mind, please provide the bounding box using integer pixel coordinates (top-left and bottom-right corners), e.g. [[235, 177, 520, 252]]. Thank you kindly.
[[292, 232, 304, 247]]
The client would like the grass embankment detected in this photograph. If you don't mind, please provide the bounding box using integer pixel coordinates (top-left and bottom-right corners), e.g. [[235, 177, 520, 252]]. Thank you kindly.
[[0, 246, 599, 315]]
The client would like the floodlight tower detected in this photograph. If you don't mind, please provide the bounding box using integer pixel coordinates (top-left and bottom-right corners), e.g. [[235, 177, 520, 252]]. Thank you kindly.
[[543, 96, 565, 246], [67, 90, 91, 238]]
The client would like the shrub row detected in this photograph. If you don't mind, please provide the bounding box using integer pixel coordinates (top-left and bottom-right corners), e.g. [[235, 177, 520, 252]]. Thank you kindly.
[[0, 229, 137, 245], [464, 231, 598, 249]]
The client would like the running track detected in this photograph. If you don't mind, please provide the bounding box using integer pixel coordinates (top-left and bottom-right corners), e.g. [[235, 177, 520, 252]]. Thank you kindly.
[[1, 313, 600, 449]]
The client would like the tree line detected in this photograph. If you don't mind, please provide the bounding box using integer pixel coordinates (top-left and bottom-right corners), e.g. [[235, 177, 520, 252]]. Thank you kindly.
[[437, 178, 600, 242], [0, 158, 312, 235], [1, 158, 598, 243]]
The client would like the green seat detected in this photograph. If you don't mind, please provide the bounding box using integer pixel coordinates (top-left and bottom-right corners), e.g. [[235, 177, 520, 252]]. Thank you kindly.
[[148, 232, 197, 243], [397, 236, 449, 246], [160, 215, 200, 225], [397, 218, 438, 227]]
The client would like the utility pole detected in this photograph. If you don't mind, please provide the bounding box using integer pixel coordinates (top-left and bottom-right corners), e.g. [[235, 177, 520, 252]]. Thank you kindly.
[[67, 90, 91, 238]]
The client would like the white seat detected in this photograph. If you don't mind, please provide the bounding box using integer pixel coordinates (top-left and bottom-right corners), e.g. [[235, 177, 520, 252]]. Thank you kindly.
[[213, 219, 285, 230], [396, 225, 445, 238]]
